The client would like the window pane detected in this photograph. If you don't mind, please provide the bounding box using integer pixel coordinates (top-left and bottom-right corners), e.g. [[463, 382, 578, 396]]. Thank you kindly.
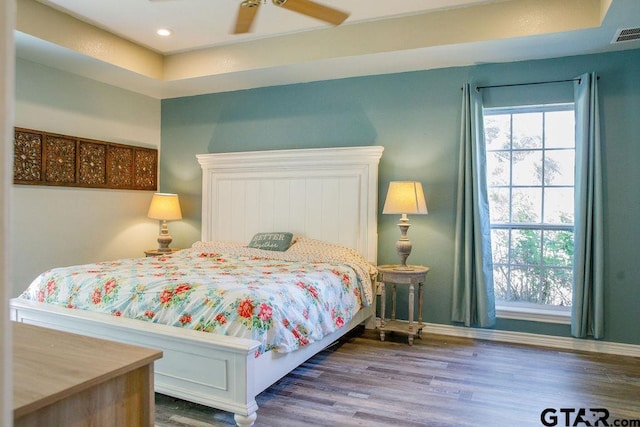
[[512, 149, 542, 186], [493, 265, 510, 301], [487, 151, 510, 185], [489, 188, 510, 223], [545, 149, 575, 185], [484, 115, 511, 150], [545, 110, 575, 148], [543, 230, 574, 267], [512, 113, 542, 149], [543, 268, 573, 306], [512, 188, 542, 222], [543, 188, 574, 223], [511, 229, 541, 265], [509, 267, 541, 303], [491, 229, 510, 264]]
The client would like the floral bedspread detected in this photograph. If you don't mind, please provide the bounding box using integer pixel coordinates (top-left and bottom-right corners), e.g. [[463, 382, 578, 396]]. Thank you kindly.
[[19, 238, 375, 355]]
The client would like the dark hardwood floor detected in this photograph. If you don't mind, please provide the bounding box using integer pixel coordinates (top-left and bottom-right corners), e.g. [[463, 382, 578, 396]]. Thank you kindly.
[[154, 328, 640, 427]]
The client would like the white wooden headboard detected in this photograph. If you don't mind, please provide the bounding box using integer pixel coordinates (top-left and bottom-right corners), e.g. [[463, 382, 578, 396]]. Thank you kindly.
[[196, 146, 384, 263]]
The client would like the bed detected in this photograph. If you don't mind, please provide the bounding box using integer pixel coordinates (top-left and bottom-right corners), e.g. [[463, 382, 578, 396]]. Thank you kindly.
[[10, 145, 384, 426]]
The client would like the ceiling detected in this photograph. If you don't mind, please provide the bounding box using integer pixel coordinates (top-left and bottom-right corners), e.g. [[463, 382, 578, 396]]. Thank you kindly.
[[34, 0, 499, 54], [14, 0, 640, 99]]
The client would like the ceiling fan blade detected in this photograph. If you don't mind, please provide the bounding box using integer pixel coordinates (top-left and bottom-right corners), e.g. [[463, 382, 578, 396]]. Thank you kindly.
[[234, 1, 260, 34], [276, 0, 349, 26]]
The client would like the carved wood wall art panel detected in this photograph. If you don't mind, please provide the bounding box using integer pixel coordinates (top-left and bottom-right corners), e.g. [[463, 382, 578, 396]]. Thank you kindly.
[[14, 130, 42, 182], [13, 127, 158, 191], [107, 146, 134, 188], [45, 135, 76, 184], [79, 141, 107, 186], [134, 148, 158, 190]]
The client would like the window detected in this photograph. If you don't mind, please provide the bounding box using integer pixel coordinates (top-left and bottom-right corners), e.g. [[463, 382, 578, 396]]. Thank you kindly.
[[483, 104, 575, 316]]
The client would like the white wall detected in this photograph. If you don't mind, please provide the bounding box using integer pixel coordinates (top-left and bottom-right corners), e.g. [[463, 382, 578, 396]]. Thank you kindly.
[[1, 2, 16, 425], [11, 58, 162, 296]]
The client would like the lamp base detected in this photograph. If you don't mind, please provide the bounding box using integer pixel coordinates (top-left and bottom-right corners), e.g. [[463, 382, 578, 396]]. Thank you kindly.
[[156, 220, 173, 252], [157, 234, 173, 252], [395, 215, 413, 269]]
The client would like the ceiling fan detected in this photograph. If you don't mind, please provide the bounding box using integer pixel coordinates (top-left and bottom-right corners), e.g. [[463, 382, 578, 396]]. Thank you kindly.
[[233, 0, 350, 34]]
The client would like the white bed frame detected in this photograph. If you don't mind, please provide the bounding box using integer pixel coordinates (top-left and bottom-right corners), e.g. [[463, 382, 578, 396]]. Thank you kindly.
[[10, 145, 384, 426]]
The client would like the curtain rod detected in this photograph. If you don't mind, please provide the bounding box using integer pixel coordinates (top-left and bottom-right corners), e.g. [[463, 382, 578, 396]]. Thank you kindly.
[[476, 78, 580, 91]]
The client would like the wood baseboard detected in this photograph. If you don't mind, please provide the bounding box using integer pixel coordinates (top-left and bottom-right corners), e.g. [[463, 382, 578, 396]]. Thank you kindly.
[[374, 318, 640, 357]]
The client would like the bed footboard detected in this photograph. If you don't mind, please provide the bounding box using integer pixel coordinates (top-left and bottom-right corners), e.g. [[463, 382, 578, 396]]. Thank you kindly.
[[10, 298, 375, 426]]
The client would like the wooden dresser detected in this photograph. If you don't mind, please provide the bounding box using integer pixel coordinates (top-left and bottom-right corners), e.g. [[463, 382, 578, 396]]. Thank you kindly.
[[13, 322, 162, 427]]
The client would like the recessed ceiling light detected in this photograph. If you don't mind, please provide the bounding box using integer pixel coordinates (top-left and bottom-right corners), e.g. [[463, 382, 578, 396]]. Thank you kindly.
[[156, 28, 173, 37]]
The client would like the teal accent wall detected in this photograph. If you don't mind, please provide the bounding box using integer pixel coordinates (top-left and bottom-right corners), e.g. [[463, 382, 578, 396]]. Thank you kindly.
[[161, 48, 640, 345]]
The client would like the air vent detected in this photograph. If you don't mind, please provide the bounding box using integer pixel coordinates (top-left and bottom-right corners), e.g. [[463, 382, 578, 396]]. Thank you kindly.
[[612, 27, 640, 43]]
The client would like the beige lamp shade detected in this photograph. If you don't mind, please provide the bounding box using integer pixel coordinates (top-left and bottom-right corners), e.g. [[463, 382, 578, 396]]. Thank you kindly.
[[382, 181, 428, 215], [148, 193, 182, 221]]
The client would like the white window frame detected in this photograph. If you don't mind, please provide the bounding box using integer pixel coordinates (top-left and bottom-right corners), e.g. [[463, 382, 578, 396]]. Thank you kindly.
[[484, 103, 575, 324]]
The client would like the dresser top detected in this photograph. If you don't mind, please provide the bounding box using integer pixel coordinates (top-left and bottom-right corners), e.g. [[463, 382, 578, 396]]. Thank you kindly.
[[13, 322, 162, 417]]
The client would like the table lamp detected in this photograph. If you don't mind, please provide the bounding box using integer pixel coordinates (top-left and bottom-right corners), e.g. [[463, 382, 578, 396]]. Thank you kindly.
[[382, 181, 428, 270], [147, 193, 182, 252]]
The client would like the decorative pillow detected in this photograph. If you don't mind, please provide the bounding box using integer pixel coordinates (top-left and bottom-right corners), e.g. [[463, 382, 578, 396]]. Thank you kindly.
[[247, 232, 294, 251]]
